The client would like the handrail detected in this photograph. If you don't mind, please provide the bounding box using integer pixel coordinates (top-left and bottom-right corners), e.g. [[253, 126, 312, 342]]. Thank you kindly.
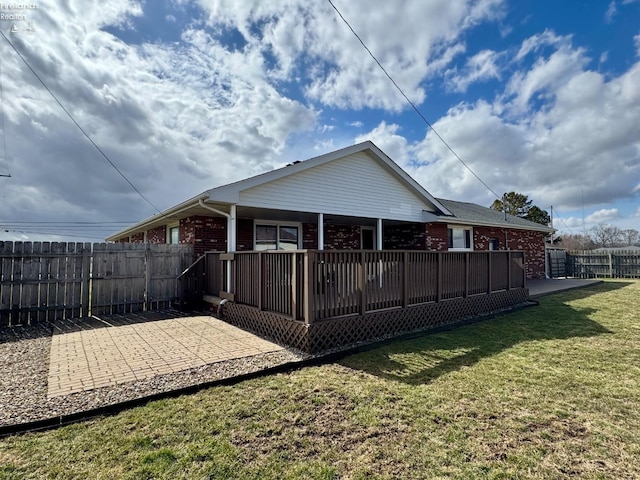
[[177, 254, 206, 279]]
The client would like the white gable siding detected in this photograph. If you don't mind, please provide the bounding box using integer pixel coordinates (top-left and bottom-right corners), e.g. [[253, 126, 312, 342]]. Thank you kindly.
[[238, 152, 436, 221]]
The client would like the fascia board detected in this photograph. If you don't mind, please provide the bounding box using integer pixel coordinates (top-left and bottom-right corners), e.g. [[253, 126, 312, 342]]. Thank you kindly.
[[438, 217, 556, 234], [106, 194, 208, 241]]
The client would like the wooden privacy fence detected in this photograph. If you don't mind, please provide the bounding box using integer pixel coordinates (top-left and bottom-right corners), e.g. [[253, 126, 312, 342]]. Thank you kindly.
[[200, 250, 526, 324], [566, 250, 640, 278], [0, 242, 194, 326]]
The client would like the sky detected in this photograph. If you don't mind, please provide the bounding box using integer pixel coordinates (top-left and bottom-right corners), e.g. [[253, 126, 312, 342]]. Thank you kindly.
[[0, 0, 639, 242]]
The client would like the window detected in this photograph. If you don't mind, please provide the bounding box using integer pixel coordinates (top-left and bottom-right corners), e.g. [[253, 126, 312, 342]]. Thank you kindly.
[[488, 238, 500, 251], [448, 227, 472, 250], [255, 223, 300, 251], [168, 226, 179, 244]]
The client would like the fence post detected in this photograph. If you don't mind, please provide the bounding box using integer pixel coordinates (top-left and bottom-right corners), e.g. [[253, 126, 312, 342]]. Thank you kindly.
[[81, 243, 91, 317], [144, 244, 152, 311], [608, 252, 613, 278], [303, 251, 315, 324]]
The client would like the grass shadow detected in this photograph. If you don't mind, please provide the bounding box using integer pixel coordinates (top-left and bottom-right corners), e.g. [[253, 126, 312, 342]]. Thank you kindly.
[[341, 281, 629, 386]]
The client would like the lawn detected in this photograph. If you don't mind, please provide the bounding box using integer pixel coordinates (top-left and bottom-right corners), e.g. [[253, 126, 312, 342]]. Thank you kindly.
[[1, 280, 639, 479]]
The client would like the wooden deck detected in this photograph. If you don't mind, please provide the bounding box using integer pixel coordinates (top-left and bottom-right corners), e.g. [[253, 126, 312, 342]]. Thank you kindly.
[[180, 250, 529, 353]]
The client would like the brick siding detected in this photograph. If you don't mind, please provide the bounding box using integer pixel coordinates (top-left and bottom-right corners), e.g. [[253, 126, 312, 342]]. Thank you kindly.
[[180, 216, 226, 256], [237, 219, 253, 251], [383, 223, 426, 250], [323, 224, 361, 250], [303, 223, 318, 249], [425, 223, 448, 251], [503, 229, 546, 279], [147, 225, 166, 244]]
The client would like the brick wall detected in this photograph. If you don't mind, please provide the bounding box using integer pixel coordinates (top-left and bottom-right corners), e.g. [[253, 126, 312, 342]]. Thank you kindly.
[[237, 219, 253, 251], [383, 223, 426, 250], [504, 229, 546, 279], [303, 223, 318, 249], [474, 226, 504, 250], [324, 224, 361, 250], [425, 223, 448, 251], [130, 232, 144, 243], [147, 225, 166, 244], [180, 216, 227, 255]]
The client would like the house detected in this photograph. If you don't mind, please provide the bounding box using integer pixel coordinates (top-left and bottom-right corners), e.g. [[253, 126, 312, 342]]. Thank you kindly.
[[107, 141, 554, 279]]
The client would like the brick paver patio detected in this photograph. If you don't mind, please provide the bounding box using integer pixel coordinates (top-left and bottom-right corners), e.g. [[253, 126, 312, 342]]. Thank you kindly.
[[47, 314, 284, 397]]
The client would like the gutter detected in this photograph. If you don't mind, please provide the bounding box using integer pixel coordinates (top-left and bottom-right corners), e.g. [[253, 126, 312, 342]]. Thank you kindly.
[[437, 217, 555, 234]]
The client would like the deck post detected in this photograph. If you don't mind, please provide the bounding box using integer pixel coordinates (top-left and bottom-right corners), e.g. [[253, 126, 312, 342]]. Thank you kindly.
[[402, 251, 408, 308], [225, 205, 237, 294], [258, 252, 263, 311], [437, 253, 443, 303], [359, 251, 367, 314], [303, 251, 316, 324], [464, 252, 469, 298], [487, 252, 492, 294], [291, 252, 298, 321]]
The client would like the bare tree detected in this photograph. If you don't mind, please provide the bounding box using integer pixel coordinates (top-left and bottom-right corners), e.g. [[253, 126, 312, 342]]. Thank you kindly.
[[621, 229, 639, 246], [556, 233, 594, 250], [589, 223, 622, 248]]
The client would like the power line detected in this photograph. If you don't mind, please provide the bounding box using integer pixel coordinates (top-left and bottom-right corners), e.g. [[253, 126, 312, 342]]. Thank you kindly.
[[0, 44, 11, 177], [0, 30, 161, 214], [1, 228, 106, 240], [326, 0, 501, 200]]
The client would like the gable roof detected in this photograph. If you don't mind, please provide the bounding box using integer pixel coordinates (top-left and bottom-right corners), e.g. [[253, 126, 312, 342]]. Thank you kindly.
[[106, 142, 555, 240], [203, 141, 452, 215], [436, 198, 555, 233]]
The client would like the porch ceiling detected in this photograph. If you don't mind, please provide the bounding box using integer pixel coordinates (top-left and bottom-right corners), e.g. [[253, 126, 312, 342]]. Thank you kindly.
[[237, 207, 414, 227]]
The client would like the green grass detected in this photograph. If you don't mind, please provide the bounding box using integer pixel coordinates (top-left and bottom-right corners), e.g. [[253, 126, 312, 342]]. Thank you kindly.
[[1, 280, 639, 479]]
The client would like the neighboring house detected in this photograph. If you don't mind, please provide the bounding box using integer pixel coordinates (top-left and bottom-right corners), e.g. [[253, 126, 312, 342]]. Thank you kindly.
[[107, 142, 554, 278]]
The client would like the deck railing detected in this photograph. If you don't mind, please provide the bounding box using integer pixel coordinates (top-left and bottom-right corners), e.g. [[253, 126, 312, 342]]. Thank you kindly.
[[204, 250, 525, 324]]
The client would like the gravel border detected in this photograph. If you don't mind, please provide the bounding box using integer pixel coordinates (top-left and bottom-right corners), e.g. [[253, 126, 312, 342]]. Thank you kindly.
[[0, 322, 305, 430], [1, 303, 536, 434]]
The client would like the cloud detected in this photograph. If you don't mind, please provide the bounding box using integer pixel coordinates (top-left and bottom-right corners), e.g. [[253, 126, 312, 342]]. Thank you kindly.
[[1, 1, 317, 231], [356, 31, 640, 216], [196, 0, 505, 111], [355, 122, 411, 165], [586, 209, 621, 223], [447, 49, 502, 92], [605, 1, 617, 23]]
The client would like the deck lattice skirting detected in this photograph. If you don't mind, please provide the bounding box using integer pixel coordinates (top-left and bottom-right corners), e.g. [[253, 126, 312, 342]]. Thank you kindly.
[[223, 288, 529, 353]]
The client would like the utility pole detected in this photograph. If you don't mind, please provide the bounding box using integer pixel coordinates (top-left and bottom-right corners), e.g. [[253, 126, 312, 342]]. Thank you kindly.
[[550, 205, 554, 244]]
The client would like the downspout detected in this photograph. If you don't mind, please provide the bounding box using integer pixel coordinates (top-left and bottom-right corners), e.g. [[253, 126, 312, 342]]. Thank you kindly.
[[198, 197, 236, 293]]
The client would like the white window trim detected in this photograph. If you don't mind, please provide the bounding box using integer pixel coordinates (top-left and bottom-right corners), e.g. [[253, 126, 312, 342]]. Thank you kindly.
[[447, 225, 474, 251], [166, 223, 179, 244], [254, 220, 302, 250]]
